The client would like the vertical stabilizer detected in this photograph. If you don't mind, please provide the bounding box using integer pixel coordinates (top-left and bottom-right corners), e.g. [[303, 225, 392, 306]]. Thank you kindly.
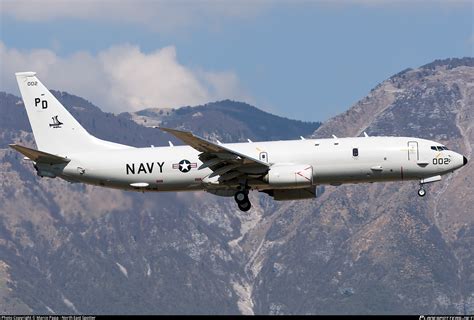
[[15, 72, 131, 155]]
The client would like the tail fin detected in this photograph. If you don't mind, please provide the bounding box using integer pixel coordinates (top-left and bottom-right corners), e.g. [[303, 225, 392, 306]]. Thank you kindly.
[[15, 72, 130, 155]]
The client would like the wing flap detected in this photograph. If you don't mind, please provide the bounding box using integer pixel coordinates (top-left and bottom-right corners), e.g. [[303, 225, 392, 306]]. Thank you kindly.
[[9, 144, 70, 164], [160, 127, 269, 183]]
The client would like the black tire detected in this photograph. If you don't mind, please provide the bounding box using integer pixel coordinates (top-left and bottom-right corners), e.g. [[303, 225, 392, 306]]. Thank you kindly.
[[238, 201, 252, 212], [418, 188, 426, 197], [234, 191, 247, 204]]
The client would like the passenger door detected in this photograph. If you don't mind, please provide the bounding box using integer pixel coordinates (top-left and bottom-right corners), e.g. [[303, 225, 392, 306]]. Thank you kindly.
[[408, 141, 419, 161]]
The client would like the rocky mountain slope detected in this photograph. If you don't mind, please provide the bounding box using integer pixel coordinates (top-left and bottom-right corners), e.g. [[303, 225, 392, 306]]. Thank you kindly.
[[246, 57, 474, 314], [0, 57, 472, 314], [124, 99, 320, 142]]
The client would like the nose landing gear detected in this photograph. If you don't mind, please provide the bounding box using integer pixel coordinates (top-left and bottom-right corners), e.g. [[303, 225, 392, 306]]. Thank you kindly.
[[416, 175, 442, 198], [417, 187, 426, 197]]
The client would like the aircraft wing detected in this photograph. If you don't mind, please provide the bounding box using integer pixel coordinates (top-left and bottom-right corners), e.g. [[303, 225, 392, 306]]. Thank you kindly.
[[9, 144, 70, 165], [160, 128, 269, 182]]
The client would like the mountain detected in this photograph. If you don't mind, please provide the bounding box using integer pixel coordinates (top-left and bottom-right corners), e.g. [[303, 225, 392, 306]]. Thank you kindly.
[[248, 57, 474, 314], [123, 100, 321, 143], [0, 57, 472, 314]]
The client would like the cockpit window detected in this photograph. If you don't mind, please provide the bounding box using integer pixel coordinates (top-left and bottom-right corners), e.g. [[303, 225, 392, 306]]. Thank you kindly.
[[432, 146, 448, 151]]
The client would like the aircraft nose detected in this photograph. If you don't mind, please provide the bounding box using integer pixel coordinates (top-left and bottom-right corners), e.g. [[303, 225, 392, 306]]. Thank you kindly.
[[464, 156, 468, 166]]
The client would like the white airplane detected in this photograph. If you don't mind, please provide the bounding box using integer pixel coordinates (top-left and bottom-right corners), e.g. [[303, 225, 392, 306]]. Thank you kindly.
[[10, 72, 468, 211]]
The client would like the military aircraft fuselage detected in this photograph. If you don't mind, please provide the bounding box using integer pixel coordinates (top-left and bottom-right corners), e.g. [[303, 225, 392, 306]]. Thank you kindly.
[[59, 136, 466, 192]]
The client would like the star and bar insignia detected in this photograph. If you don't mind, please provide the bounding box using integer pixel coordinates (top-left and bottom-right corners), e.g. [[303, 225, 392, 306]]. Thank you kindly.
[[172, 159, 197, 173]]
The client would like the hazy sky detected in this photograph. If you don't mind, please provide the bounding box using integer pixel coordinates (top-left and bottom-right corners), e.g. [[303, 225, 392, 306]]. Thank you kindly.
[[1, 0, 473, 121]]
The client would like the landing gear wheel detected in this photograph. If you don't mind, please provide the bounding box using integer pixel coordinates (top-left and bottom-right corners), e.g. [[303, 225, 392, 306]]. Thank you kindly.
[[418, 188, 426, 197], [238, 201, 252, 212], [234, 191, 247, 203], [234, 189, 251, 212]]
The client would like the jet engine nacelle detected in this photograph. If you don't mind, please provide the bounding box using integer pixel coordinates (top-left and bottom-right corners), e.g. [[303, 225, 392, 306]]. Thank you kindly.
[[264, 164, 313, 188]]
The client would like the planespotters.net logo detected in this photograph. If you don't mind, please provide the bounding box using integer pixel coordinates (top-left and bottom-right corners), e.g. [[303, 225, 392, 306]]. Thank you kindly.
[[420, 316, 474, 320]]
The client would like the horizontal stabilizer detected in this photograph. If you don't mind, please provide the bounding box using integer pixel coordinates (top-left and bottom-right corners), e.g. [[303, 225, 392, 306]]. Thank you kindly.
[[9, 144, 70, 165]]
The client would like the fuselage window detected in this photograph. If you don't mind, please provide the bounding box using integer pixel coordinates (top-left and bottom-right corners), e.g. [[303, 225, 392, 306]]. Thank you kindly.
[[352, 148, 359, 157]]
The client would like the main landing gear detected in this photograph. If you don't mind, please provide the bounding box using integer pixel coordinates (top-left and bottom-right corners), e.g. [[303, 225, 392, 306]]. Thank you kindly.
[[234, 187, 251, 212]]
